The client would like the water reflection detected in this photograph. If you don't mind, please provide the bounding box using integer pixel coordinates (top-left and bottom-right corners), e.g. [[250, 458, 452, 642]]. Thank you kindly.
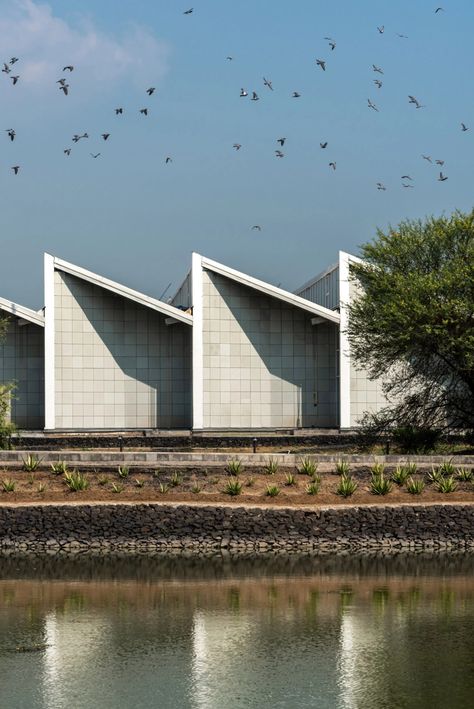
[[0, 553, 473, 709]]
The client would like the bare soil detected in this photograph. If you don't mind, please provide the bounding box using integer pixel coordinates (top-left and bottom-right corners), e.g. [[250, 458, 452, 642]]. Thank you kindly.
[[0, 464, 473, 506]]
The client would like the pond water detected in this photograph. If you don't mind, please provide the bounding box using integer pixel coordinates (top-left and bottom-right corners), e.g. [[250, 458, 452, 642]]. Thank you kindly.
[[0, 553, 473, 709]]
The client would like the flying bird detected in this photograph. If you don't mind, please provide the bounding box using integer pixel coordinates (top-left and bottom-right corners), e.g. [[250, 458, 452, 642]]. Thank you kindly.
[[90, 153, 101, 158], [139, 108, 148, 115], [6, 129, 15, 141], [408, 95, 424, 108], [461, 123, 469, 131], [372, 64, 384, 74], [165, 156, 172, 163], [115, 108, 123, 114], [397, 33, 409, 38], [316, 59, 326, 71], [277, 137, 286, 146], [226, 56, 233, 61], [374, 79, 382, 88], [320, 142, 328, 148], [59, 84, 69, 95], [72, 133, 88, 142], [422, 155, 432, 162], [329, 41, 336, 51], [63, 65, 74, 72], [401, 175, 413, 180], [376, 182, 387, 191], [368, 98, 379, 111], [146, 87, 155, 95], [292, 91, 301, 98], [11, 166, 20, 174], [435, 7, 444, 13], [2, 63, 11, 74], [329, 162, 336, 170], [377, 26, 385, 34], [57, 78, 67, 85], [251, 225, 262, 231], [232, 143, 242, 150], [435, 159, 444, 165], [240, 88, 248, 97], [251, 91, 259, 101], [275, 150, 284, 158], [263, 77, 273, 90], [102, 133, 110, 141], [10, 57, 19, 64], [183, 8, 193, 14], [438, 172, 448, 181], [64, 148, 71, 155], [10, 75, 19, 85], [402, 183, 414, 188]]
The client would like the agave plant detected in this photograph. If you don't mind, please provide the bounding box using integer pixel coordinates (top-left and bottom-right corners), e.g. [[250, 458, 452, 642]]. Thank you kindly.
[[1, 478, 16, 493], [51, 461, 68, 475], [264, 458, 279, 475], [435, 475, 457, 493], [392, 465, 410, 486], [63, 470, 88, 492], [406, 477, 425, 495], [336, 475, 358, 498], [335, 459, 350, 476], [117, 465, 129, 478], [370, 472, 392, 495], [297, 457, 318, 476], [226, 459, 243, 476], [265, 484, 280, 497], [224, 478, 242, 496], [284, 472, 297, 486], [306, 480, 320, 495], [22, 454, 41, 472]]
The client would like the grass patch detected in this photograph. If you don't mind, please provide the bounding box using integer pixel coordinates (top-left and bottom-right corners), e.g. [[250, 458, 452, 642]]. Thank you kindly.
[[1, 478, 15, 492], [265, 484, 280, 497], [224, 478, 242, 496], [435, 476, 457, 493], [226, 459, 243, 476]]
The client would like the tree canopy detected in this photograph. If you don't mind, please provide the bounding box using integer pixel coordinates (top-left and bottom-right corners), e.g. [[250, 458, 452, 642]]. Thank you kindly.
[[347, 210, 474, 432]]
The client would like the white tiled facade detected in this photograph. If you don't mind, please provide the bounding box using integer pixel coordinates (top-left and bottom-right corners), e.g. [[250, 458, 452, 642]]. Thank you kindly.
[[0, 250, 391, 431], [53, 271, 192, 429], [201, 270, 338, 428], [0, 317, 44, 428]]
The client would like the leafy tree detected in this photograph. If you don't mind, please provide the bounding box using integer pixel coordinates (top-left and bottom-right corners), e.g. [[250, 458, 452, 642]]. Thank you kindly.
[[347, 211, 474, 435]]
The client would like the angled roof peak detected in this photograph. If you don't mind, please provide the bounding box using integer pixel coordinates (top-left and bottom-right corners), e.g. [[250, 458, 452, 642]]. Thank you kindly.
[[48, 255, 193, 326], [196, 253, 340, 324], [0, 296, 45, 327]]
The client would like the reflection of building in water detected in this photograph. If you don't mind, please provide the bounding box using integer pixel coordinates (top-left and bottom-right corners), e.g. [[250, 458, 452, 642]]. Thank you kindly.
[[191, 608, 341, 708]]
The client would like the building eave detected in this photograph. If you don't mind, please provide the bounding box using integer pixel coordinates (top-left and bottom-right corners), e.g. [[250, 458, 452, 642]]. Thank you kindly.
[[199, 254, 340, 324], [0, 297, 45, 327], [50, 255, 193, 326]]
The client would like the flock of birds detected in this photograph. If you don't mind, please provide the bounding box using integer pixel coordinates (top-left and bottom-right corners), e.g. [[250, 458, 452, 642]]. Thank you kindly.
[[1, 4, 469, 231]]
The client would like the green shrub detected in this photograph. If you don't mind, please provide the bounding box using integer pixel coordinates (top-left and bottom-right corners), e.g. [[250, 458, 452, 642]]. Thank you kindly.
[[224, 478, 242, 496], [284, 472, 297, 486], [0, 383, 16, 450], [51, 461, 68, 475], [437, 460, 456, 476], [392, 426, 441, 453], [22, 454, 41, 472], [370, 462, 385, 477], [1, 478, 15, 492], [335, 459, 350, 476], [306, 480, 320, 495], [456, 467, 473, 482], [370, 472, 392, 495], [158, 482, 169, 494], [134, 478, 145, 488], [191, 483, 202, 494], [265, 484, 280, 497], [336, 475, 358, 497], [226, 459, 243, 476], [117, 465, 129, 478], [170, 471, 182, 487], [264, 458, 279, 475], [435, 476, 457, 493], [427, 467, 444, 485], [298, 457, 318, 476], [392, 465, 410, 486], [111, 482, 124, 494], [406, 477, 425, 495], [64, 470, 88, 492]]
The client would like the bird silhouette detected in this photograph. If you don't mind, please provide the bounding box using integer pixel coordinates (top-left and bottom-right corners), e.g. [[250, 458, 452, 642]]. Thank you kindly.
[[115, 108, 123, 115], [6, 129, 15, 141], [422, 155, 432, 162], [368, 99, 379, 112], [240, 88, 248, 97], [292, 91, 301, 98], [11, 166, 20, 174], [90, 153, 101, 158], [316, 59, 326, 71], [251, 91, 259, 101], [64, 148, 71, 156], [277, 138, 286, 146], [372, 64, 384, 74], [275, 150, 284, 158], [461, 123, 469, 132], [438, 172, 448, 181], [102, 133, 110, 141], [59, 84, 69, 95], [263, 77, 273, 90], [139, 108, 148, 115], [376, 182, 387, 190], [183, 8, 193, 15], [374, 79, 383, 88], [233, 143, 242, 150], [63, 65, 74, 72], [165, 156, 172, 163], [251, 225, 262, 231], [377, 26, 384, 34], [146, 87, 155, 95], [10, 75, 19, 85], [2, 63, 11, 74], [320, 142, 328, 148], [329, 162, 336, 170], [10, 57, 19, 64]]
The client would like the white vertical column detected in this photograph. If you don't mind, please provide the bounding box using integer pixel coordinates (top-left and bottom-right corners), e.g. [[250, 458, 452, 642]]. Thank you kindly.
[[191, 252, 204, 430], [44, 253, 56, 430], [339, 251, 351, 429]]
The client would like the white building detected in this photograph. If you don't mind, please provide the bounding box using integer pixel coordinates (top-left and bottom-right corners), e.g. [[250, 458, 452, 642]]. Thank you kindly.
[[0, 251, 387, 431]]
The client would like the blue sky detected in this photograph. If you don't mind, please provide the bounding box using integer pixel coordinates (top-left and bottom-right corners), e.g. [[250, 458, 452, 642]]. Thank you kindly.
[[0, 0, 472, 307]]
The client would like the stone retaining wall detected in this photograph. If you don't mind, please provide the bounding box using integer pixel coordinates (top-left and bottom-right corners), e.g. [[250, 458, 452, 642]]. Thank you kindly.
[[0, 503, 473, 553]]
